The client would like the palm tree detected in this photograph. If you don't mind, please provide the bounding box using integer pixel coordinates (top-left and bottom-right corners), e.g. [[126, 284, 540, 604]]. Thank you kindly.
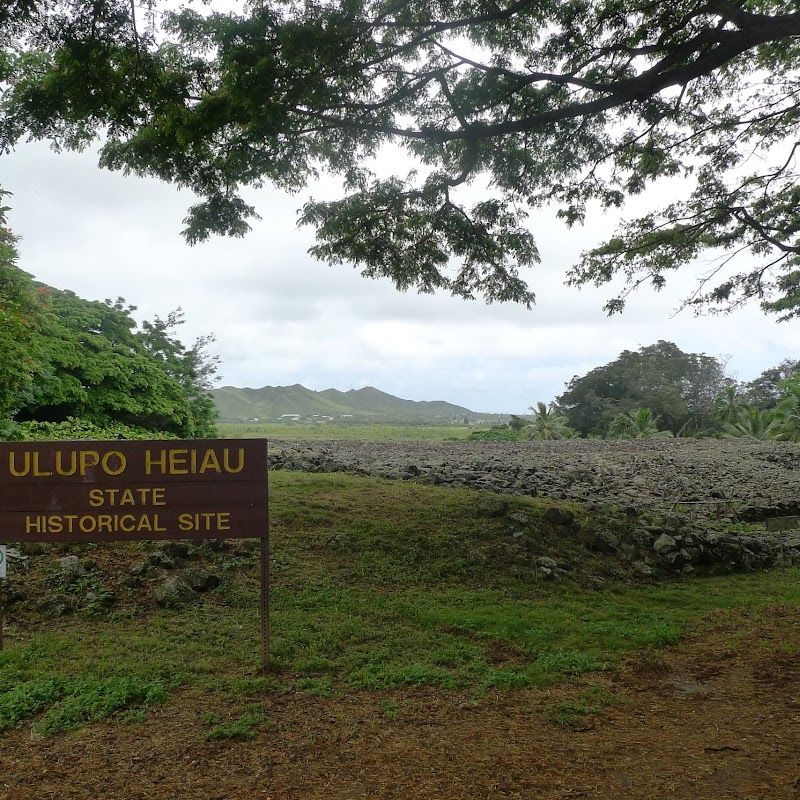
[[712, 386, 747, 426], [608, 408, 673, 439], [720, 406, 773, 439], [767, 384, 800, 442], [526, 402, 574, 440]]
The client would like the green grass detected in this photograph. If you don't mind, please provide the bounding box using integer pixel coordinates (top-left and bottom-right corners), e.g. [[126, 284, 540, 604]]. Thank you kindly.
[[546, 684, 625, 730], [202, 705, 273, 740], [2, 471, 798, 736], [218, 421, 474, 441], [0, 644, 175, 736]]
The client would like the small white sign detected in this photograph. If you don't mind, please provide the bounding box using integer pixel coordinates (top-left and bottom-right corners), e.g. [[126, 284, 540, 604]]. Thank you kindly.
[[0, 545, 6, 579]]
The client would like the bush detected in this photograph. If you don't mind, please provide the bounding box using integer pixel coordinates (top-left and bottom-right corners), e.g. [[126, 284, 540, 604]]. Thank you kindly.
[[466, 427, 522, 442], [9, 417, 178, 441]]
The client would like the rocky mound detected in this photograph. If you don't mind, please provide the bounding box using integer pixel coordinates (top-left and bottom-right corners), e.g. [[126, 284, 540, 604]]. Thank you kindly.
[[268, 438, 800, 521], [269, 438, 800, 575]]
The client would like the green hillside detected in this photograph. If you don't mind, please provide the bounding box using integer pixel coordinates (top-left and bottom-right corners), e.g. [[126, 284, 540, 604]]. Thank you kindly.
[[212, 384, 474, 421]]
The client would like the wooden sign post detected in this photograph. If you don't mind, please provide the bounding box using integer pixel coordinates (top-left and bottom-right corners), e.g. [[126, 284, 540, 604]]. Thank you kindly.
[[0, 439, 270, 667], [0, 545, 5, 652], [766, 516, 800, 569]]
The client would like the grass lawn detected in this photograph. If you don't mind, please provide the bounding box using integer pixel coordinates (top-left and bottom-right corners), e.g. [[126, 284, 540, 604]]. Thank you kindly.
[[217, 421, 475, 441], [2, 471, 797, 736]]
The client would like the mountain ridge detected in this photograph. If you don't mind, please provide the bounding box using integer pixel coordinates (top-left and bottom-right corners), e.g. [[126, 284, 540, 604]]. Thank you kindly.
[[212, 384, 476, 421]]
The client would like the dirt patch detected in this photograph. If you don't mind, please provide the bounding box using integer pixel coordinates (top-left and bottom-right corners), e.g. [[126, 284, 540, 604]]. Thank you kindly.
[[2, 606, 799, 800]]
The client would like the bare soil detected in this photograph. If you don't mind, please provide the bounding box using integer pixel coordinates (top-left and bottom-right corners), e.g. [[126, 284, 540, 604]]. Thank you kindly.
[[1, 605, 798, 800]]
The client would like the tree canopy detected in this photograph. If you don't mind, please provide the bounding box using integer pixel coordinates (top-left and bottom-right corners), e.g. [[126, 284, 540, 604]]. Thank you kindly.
[[12, 289, 220, 437], [526, 401, 573, 440], [3, 1, 800, 315], [137, 308, 221, 435], [741, 357, 800, 409], [556, 340, 732, 436], [0, 193, 46, 423], [607, 407, 674, 439], [0, 212, 220, 440]]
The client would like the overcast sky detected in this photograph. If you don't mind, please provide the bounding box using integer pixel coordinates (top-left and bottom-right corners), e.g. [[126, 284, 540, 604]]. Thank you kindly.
[[3, 140, 798, 413]]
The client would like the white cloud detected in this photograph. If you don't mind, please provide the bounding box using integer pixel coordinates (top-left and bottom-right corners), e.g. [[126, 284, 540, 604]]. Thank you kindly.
[[2, 140, 798, 413]]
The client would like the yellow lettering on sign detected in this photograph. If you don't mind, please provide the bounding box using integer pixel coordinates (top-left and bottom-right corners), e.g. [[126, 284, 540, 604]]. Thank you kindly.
[[199, 450, 221, 474], [6, 450, 127, 478], [51, 516, 67, 533], [101, 451, 126, 476], [169, 449, 189, 475], [79, 516, 96, 533], [9, 451, 30, 477], [79, 451, 100, 474], [119, 514, 136, 532], [223, 448, 245, 473], [21, 513, 170, 537], [143, 448, 245, 476], [55, 451, 77, 476], [25, 515, 44, 533], [88, 487, 167, 506], [177, 512, 232, 532], [145, 449, 167, 475], [32, 452, 53, 477]]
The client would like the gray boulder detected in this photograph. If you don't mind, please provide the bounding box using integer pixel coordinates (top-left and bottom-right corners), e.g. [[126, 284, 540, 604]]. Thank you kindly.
[[58, 555, 86, 583], [653, 533, 678, 555], [543, 507, 575, 527], [154, 576, 197, 608], [179, 566, 221, 593]]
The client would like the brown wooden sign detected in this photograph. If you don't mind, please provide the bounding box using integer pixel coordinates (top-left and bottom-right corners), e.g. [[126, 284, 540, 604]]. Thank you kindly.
[[0, 439, 268, 543]]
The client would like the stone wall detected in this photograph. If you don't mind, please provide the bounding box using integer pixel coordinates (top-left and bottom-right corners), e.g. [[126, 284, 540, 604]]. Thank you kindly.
[[269, 438, 800, 576]]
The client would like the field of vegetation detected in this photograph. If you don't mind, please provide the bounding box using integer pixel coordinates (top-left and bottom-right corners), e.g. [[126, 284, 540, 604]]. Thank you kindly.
[[1, 471, 797, 723], [0, 477, 793, 703], [218, 421, 475, 441]]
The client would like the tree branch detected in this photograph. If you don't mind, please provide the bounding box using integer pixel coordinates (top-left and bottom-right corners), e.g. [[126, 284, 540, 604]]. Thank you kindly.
[[730, 206, 800, 254]]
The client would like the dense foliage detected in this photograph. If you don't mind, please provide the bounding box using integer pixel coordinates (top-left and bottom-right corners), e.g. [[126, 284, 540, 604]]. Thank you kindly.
[[2, 1, 800, 315], [14, 291, 220, 438], [13, 418, 181, 442], [547, 341, 799, 441], [16, 291, 185, 432], [1, 252, 219, 440], [525, 401, 574, 440], [136, 308, 221, 437], [769, 380, 800, 442], [741, 358, 800, 409], [607, 408, 674, 440], [0, 195, 45, 425], [556, 341, 731, 437]]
